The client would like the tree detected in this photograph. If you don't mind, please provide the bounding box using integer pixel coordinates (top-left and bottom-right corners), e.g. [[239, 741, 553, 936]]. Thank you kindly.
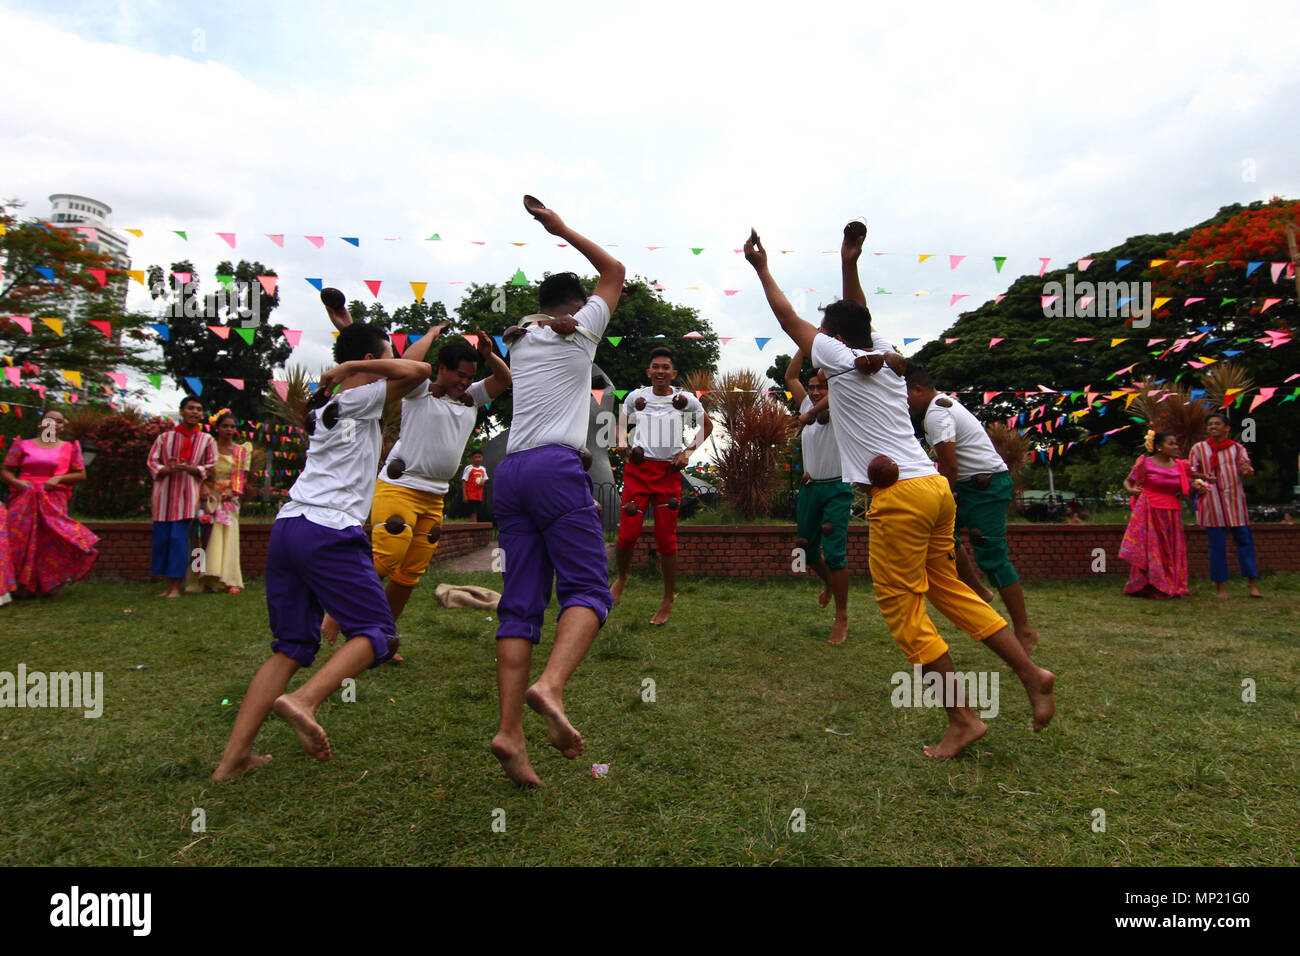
[[453, 275, 720, 430], [1, 201, 163, 428], [147, 258, 290, 420]]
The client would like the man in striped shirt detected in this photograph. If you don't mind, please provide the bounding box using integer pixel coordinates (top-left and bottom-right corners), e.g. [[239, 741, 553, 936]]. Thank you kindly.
[[147, 395, 216, 598], [1188, 412, 1262, 598]]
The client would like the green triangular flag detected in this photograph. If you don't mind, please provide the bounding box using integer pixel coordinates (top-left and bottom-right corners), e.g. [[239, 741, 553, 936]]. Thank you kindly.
[[615, 389, 628, 400], [691, 248, 703, 255], [234, 328, 254, 345], [993, 256, 1007, 272], [147, 373, 162, 389], [216, 274, 234, 291], [1221, 298, 1237, 306], [509, 268, 529, 287], [606, 336, 622, 347], [174, 231, 187, 241], [426, 233, 440, 241], [1035, 337, 1049, 343]]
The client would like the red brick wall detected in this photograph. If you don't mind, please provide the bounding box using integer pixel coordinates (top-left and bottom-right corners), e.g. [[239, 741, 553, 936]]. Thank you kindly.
[[627, 523, 1300, 579], [86, 522, 493, 581]]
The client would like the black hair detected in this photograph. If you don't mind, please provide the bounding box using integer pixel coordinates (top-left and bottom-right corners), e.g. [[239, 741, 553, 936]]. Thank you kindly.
[[471, 449, 484, 457], [648, 347, 676, 365], [180, 394, 204, 411], [538, 272, 588, 310], [1206, 411, 1230, 427], [437, 341, 480, 372], [214, 412, 238, 428], [334, 322, 390, 364], [1152, 430, 1177, 449], [904, 362, 935, 390], [819, 299, 874, 349]]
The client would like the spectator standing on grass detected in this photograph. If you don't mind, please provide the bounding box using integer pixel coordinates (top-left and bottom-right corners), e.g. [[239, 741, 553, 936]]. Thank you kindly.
[[1188, 413, 1263, 599], [461, 449, 489, 523], [147, 395, 216, 598], [1118, 430, 1208, 599], [186, 410, 252, 595]]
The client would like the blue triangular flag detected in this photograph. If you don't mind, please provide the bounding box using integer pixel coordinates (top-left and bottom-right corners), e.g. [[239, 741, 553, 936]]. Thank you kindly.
[[493, 335, 508, 356], [1118, 297, 1132, 309], [184, 376, 203, 396], [755, 337, 771, 350], [148, 323, 170, 340], [407, 333, 422, 347], [306, 382, 319, 394], [1245, 261, 1262, 277], [903, 337, 918, 345], [1222, 349, 1242, 356], [1197, 325, 1214, 332], [35, 267, 55, 280], [1190, 388, 1206, 399], [1115, 259, 1132, 271], [306, 277, 323, 291], [341, 237, 359, 247]]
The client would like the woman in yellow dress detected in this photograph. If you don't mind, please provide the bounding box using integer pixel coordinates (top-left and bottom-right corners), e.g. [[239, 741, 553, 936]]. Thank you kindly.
[[187, 411, 252, 594]]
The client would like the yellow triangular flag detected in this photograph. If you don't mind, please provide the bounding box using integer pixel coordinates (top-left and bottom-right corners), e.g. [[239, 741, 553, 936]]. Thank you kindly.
[[1125, 393, 1137, 408], [61, 370, 82, 388], [1225, 387, 1243, 399], [1110, 338, 1128, 347], [1153, 296, 1171, 310], [0, 223, 6, 236], [1198, 356, 1217, 364], [1149, 259, 1167, 267], [511, 242, 526, 247], [784, 390, 792, 399], [918, 254, 933, 264], [40, 317, 63, 336], [125, 228, 143, 237], [409, 281, 427, 303], [127, 269, 145, 285], [1108, 390, 1126, 400]]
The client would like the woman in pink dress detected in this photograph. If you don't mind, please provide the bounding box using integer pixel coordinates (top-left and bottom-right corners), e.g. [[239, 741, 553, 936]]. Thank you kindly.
[[0, 468, 13, 607], [0, 410, 99, 595], [1117, 430, 1205, 599]]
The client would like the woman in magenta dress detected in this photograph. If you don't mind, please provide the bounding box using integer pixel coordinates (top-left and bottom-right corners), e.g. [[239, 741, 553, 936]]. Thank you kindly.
[[1118, 430, 1204, 599], [0, 410, 99, 595]]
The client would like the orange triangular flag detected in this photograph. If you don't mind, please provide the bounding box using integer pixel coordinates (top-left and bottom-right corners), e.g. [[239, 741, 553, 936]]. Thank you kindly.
[[410, 281, 427, 303]]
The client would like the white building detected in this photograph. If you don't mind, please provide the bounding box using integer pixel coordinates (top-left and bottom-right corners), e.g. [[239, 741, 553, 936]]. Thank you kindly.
[[47, 193, 132, 270]]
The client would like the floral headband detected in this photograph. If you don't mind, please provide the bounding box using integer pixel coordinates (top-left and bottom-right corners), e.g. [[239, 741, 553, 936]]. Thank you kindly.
[[208, 408, 234, 426]]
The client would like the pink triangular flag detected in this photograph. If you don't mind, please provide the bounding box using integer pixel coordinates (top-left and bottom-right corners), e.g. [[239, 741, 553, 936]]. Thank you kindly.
[[224, 378, 245, 390], [267, 234, 285, 247], [364, 280, 382, 298], [1078, 295, 1095, 311], [173, 271, 192, 284], [683, 331, 703, 338], [1077, 258, 1094, 271], [4, 367, 19, 385], [1147, 338, 1166, 346], [1073, 337, 1094, 342], [259, 275, 277, 296], [949, 255, 965, 270], [282, 329, 302, 348], [208, 325, 230, 339], [647, 246, 662, 251], [945, 337, 960, 344], [1041, 295, 1059, 309], [10, 316, 32, 333], [1038, 257, 1051, 277], [305, 236, 324, 248], [983, 391, 1000, 403], [1248, 389, 1275, 412], [463, 334, 479, 349], [106, 372, 127, 388], [1184, 297, 1204, 306], [723, 290, 739, 296], [989, 338, 1004, 348], [390, 332, 408, 356], [591, 389, 605, 405], [1270, 262, 1286, 283], [217, 232, 236, 248], [720, 337, 733, 345], [993, 295, 1006, 305], [272, 380, 289, 401], [1176, 259, 1194, 267], [1261, 298, 1281, 312], [949, 294, 968, 307], [76, 226, 99, 243]]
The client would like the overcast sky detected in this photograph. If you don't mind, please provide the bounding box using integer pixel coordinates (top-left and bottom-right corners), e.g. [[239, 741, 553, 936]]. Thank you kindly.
[[2, 0, 1296, 409]]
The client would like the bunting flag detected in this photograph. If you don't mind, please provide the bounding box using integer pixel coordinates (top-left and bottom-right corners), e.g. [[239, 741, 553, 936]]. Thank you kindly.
[[1078, 295, 1095, 310], [127, 269, 145, 285], [1261, 298, 1281, 312], [184, 376, 203, 395], [691, 248, 703, 255], [1245, 261, 1262, 277], [88, 320, 112, 337], [426, 233, 441, 241], [1248, 388, 1276, 412], [85, 268, 107, 287], [173, 231, 187, 241], [390, 333, 408, 356], [1149, 259, 1167, 268], [755, 337, 771, 350], [1110, 338, 1128, 347], [493, 335, 508, 356], [410, 281, 426, 303], [147, 374, 162, 389], [509, 268, 529, 287], [1038, 257, 1051, 277], [719, 337, 733, 345], [267, 234, 285, 247], [949, 255, 965, 270], [217, 232, 236, 248], [992, 256, 1007, 273], [305, 236, 324, 248], [591, 389, 605, 405], [35, 267, 54, 281], [614, 389, 628, 400], [4, 367, 19, 386], [984, 391, 1000, 403], [259, 275, 277, 296], [1041, 295, 1059, 309], [271, 380, 289, 401], [949, 294, 968, 307], [173, 271, 192, 284], [606, 336, 622, 347], [993, 295, 1006, 305], [1184, 297, 1203, 306], [306, 278, 323, 291], [282, 329, 302, 348], [224, 378, 245, 390], [208, 325, 231, 339], [364, 280, 382, 298], [989, 338, 1004, 348], [683, 331, 703, 338], [1152, 296, 1172, 311], [341, 237, 359, 247], [106, 372, 126, 388], [723, 289, 739, 296], [1077, 258, 1093, 271], [40, 317, 63, 335], [1116, 259, 1131, 271], [234, 328, 254, 345], [123, 228, 142, 237]]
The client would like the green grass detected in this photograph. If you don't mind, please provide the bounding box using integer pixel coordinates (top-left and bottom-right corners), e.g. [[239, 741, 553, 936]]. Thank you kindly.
[[1, 571, 1297, 866]]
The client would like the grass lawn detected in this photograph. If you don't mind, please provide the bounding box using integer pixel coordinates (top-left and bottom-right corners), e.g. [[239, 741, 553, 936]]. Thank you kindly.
[[1, 570, 1297, 866]]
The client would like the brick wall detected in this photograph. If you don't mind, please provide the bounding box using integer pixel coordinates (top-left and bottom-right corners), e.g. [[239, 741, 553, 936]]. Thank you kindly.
[[626, 523, 1300, 579], [86, 522, 493, 581]]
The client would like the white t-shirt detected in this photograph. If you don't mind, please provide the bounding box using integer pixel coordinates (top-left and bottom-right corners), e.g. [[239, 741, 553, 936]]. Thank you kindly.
[[625, 386, 705, 460], [799, 395, 842, 480], [922, 394, 1008, 481], [460, 464, 489, 485], [278, 379, 387, 528], [506, 295, 612, 454], [377, 379, 489, 495], [809, 333, 935, 485]]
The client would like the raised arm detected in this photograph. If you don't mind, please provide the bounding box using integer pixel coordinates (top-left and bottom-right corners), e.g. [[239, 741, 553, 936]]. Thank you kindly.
[[401, 321, 450, 366], [478, 333, 512, 400], [529, 204, 625, 310], [320, 288, 353, 331], [318, 358, 432, 404], [784, 348, 808, 406], [796, 395, 829, 429], [841, 225, 867, 307], [744, 231, 819, 356]]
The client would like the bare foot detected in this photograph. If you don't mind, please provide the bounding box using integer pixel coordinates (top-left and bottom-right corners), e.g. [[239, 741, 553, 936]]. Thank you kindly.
[[1215, 588, 1230, 600], [828, 614, 848, 645], [1016, 626, 1040, 656], [1025, 668, 1056, 732], [211, 753, 273, 782], [818, 586, 831, 609], [610, 576, 627, 604], [491, 730, 543, 787], [650, 593, 676, 626], [525, 683, 583, 758], [321, 613, 341, 646], [273, 695, 332, 761], [1248, 585, 1263, 598], [923, 717, 987, 758]]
